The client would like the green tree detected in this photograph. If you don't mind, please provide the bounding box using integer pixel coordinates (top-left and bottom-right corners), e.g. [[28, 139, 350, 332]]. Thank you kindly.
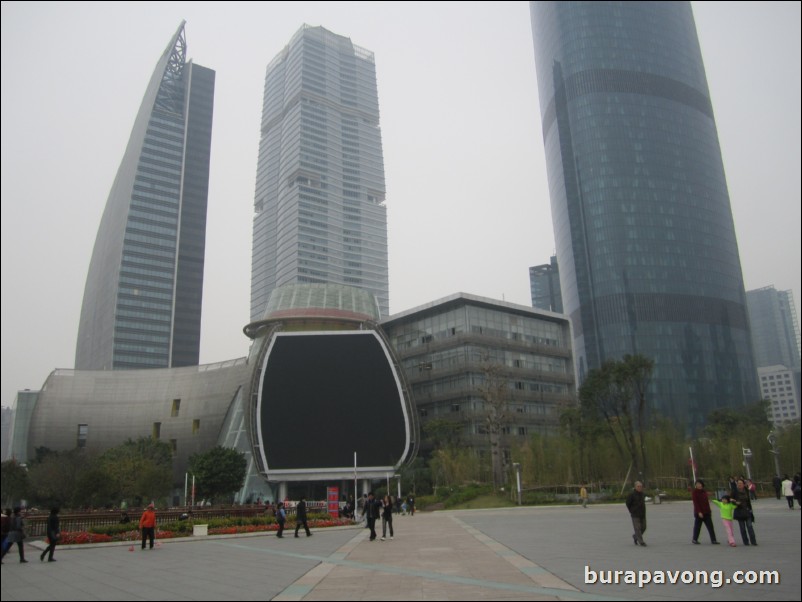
[[777, 421, 801, 477], [696, 400, 780, 481], [1, 459, 29, 507], [579, 354, 654, 483], [26, 448, 92, 507], [559, 402, 608, 483], [397, 456, 432, 495], [189, 446, 247, 502], [97, 437, 173, 505], [423, 418, 463, 449]]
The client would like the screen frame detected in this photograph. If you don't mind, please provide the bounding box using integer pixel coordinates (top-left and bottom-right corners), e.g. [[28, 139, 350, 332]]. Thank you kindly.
[[255, 329, 411, 479]]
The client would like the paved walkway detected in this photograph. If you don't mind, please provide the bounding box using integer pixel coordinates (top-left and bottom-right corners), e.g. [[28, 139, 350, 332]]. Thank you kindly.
[[2, 499, 799, 600]]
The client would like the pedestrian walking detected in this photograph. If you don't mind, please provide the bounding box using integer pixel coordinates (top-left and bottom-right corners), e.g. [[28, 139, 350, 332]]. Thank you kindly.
[[276, 502, 286, 538], [625, 481, 647, 546], [365, 492, 380, 541], [407, 494, 415, 516], [690, 480, 718, 545], [579, 483, 589, 508], [381, 495, 394, 540], [732, 478, 757, 546], [1, 508, 10, 562], [294, 497, 312, 537], [40, 507, 61, 562], [1, 507, 28, 563], [782, 475, 795, 509], [772, 474, 782, 500]]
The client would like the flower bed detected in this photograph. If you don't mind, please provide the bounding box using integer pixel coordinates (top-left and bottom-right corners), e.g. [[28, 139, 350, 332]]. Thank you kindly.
[[60, 517, 353, 543], [59, 531, 114, 544]]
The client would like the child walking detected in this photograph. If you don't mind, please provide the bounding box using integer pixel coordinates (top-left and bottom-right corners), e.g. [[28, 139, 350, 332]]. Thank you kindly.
[[710, 495, 737, 547]]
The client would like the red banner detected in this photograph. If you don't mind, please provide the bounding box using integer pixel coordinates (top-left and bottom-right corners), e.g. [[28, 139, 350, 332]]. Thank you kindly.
[[327, 487, 339, 518]]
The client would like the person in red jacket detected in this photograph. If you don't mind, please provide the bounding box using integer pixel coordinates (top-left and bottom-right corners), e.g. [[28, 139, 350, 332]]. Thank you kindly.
[[139, 503, 157, 550], [691, 480, 719, 545]]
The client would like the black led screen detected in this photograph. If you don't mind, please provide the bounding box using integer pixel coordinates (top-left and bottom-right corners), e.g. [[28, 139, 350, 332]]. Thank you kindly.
[[259, 332, 409, 471]]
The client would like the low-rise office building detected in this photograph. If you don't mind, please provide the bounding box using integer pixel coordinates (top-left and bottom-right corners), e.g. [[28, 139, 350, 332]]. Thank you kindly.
[[381, 293, 575, 466]]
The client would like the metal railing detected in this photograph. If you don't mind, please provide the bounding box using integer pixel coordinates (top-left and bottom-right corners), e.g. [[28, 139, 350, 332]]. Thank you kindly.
[[21, 502, 338, 537]]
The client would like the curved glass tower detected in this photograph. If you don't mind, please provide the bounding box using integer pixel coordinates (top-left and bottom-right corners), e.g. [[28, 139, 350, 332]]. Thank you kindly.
[[251, 25, 389, 323], [530, 2, 758, 430], [75, 22, 215, 370]]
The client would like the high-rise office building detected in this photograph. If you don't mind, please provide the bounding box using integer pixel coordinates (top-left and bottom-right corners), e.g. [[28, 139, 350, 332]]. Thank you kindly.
[[747, 286, 801, 370], [758, 365, 801, 426], [251, 25, 389, 322], [75, 22, 215, 370], [529, 2, 758, 430], [530, 255, 563, 313]]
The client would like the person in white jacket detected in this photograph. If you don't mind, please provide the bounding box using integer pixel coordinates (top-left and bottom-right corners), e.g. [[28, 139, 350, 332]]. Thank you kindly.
[[782, 475, 795, 509]]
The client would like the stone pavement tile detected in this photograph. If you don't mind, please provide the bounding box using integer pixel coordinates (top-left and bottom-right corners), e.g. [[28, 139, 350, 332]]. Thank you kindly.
[[6, 503, 797, 601], [287, 513, 575, 601], [1, 528, 360, 602], [456, 500, 801, 601]]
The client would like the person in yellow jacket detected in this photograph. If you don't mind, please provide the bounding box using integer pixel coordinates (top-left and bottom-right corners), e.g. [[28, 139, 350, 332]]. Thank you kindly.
[[139, 503, 157, 550], [710, 495, 736, 547]]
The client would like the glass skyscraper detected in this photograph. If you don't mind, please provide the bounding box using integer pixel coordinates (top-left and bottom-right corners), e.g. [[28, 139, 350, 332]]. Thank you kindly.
[[250, 25, 389, 322], [530, 256, 563, 313], [746, 286, 801, 370], [75, 22, 215, 370], [529, 2, 758, 430]]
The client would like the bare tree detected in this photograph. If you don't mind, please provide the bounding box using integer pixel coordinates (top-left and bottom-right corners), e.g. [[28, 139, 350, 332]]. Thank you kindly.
[[477, 360, 510, 491], [579, 355, 654, 483]]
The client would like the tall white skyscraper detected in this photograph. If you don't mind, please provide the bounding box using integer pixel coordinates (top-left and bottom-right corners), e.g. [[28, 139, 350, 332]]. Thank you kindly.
[[251, 25, 389, 321]]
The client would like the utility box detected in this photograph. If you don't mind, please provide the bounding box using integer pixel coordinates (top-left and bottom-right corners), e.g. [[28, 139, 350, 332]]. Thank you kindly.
[[193, 524, 208, 536]]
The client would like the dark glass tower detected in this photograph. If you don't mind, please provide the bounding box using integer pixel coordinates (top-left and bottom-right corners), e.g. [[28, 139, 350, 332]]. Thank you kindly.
[[75, 22, 215, 370], [250, 25, 389, 322], [530, 2, 758, 430], [530, 256, 563, 313]]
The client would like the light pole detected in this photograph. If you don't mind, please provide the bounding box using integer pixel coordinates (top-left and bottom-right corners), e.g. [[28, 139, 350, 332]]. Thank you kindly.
[[767, 432, 781, 477], [512, 462, 522, 506], [742, 447, 753, 481]]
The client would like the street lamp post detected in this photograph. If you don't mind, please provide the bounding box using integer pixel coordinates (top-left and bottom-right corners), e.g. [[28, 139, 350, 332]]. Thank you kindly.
[[742, 447, 753, 481], [767, 432, 781, 477], [512, 462, 522, 506]]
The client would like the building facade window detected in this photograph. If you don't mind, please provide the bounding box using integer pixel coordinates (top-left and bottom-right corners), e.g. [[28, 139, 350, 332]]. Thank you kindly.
[[77, 424, 88, 448]]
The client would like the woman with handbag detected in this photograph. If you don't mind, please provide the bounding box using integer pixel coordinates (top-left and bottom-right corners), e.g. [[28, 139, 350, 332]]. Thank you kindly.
[[40, 507, 60, 562], [732, 478, 757, 546]]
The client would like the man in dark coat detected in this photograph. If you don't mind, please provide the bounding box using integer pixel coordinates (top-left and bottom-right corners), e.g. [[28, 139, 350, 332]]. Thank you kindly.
[[294, 496, 312, 537], [626, 481, 647, 546], [365, 492, 381, 541], [40, 507, 61, 562]]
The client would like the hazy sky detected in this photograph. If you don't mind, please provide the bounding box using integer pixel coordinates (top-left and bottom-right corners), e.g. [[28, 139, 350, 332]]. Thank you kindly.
[[2, 1, 800, 408]]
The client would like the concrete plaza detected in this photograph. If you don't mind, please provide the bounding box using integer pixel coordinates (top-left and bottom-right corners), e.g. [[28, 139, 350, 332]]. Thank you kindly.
[[1, 499, 799, 601]]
